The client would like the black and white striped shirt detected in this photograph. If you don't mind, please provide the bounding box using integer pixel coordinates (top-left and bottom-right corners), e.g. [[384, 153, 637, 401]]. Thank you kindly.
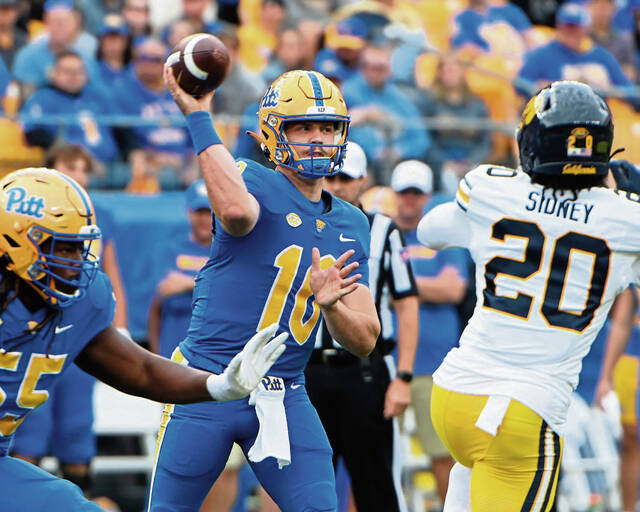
[[315, 211, 418, 351]]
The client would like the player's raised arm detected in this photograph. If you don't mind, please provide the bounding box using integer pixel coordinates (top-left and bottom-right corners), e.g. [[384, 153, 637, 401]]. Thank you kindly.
[[163, 65, 259, 236], [75, 325, 287, 404], [417, 199, 471, 250]]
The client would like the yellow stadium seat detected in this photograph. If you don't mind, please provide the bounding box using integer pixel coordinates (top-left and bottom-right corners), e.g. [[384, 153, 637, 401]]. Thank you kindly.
[[608, 98, 640, 166], [416, 0, 464, 52], [528, 25, 556, 49], [414, 52, 440, 88], [0, 119, 44, 179], [464, 54, 520, 161]]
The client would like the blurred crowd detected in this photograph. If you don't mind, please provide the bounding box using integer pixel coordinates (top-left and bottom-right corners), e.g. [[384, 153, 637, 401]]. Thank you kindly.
[[0, 0, 639, 194], [2, 1, 640, 511]]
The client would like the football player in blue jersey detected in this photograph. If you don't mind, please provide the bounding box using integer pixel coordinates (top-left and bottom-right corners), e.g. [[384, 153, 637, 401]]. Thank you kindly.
[[157, 66, 380, 511], [0, 168, 288, 512]]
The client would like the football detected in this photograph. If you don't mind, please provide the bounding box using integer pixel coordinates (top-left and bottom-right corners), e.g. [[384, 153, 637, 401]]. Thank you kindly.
[[166, 33, 231, 97]]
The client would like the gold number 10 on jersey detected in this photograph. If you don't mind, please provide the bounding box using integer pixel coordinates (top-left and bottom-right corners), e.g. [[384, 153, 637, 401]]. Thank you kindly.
[[483, 218, 611, 333], [258, 245, 336, 344]]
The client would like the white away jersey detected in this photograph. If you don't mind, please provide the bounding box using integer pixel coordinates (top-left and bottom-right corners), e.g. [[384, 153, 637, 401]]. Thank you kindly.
[[433, 165, 640, 434]]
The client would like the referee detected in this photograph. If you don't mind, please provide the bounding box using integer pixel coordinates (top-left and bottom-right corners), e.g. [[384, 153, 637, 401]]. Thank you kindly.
[[305, 142, 419, 512]]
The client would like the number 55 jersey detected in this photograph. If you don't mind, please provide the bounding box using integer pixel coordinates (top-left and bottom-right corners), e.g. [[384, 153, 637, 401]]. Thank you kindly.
[[434, 165, 640, 435], [179, 159, 371, 380]]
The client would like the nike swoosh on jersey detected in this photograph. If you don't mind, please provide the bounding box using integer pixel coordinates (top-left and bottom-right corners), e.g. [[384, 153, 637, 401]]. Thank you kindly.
[[291, 384, 302, 389], [55, 325, 73, 334], [339, 233, 356, 242]]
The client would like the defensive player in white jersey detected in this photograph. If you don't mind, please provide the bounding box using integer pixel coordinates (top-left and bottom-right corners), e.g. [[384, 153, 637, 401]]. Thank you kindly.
[[417, 80, 640, 511]]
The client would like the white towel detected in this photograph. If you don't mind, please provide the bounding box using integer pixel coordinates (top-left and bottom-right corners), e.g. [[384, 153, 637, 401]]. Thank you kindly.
[[247, 376, 291, 469], [475, 395, 511, 436]]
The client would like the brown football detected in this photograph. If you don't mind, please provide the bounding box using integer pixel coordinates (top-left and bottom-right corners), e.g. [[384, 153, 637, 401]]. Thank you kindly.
[[166, 33, 231, 97]]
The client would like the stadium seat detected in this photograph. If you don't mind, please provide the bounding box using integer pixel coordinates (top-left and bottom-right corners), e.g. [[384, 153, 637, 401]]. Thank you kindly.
[[414, 53, 439, 89], [415, 0, 462, 53], [0, 119, 44, 178], [464, 54, 520, 162], [528, 25, 556, 49], [607, 98, 640, 166]]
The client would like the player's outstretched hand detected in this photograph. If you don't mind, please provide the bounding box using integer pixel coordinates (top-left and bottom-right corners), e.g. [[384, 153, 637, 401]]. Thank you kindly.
[[163, 65, 215, 116], [310, 247, 361, 309], [610, 160, 640, 194], [206, 324, 288, 401]]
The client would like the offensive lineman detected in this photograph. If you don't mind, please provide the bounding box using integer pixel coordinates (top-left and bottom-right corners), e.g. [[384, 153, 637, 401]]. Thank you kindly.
[[0, 168, 287, 511]]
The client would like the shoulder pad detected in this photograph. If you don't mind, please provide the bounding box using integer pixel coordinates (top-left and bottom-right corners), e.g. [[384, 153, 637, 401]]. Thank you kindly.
[[614, 189, 640, 205], [455, 165, 518, 212], [86, 271, 115, 311]]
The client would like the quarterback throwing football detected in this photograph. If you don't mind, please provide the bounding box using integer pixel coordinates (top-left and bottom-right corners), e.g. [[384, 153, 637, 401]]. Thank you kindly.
[[151, 67, 380, 511]]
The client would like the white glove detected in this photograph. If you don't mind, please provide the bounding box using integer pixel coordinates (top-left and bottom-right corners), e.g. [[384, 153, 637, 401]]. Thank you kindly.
[[206, 324, 288, 401]]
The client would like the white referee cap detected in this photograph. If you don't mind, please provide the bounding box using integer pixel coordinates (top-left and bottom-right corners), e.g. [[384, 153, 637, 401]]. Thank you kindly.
[[339, 142, 368, 179]]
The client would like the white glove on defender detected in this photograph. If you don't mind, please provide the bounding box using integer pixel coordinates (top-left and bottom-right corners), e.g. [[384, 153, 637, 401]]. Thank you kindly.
[[206, 324, 288, 401]]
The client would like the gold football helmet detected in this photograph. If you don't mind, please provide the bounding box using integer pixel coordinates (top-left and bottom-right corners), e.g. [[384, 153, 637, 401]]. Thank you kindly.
[[249, 70, 350, 178], [0, 168, 101, 308]]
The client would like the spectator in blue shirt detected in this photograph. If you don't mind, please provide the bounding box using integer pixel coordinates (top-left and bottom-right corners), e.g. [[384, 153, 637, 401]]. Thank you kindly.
[[517, 2, 635, 101], [451, 0, 533, 55], [89, 14, 133, 101], [114, 37, 195, 191], [147, 179, 212, 359], [160, 0, 223, 45], [415, 54, 491, 189], [342, 43, 430, 184], [0, 52, 8, 98], [12, 0, 97, 99], [390, 160, 467, 504], [612, 0, 640, 34], [122, 0, 152, 39], [313, 18, 367, 86], [589, 0, 637, 81], [0, 0, 28, 70], [20, 51, 120, 164], [262, 27, 305, 85]]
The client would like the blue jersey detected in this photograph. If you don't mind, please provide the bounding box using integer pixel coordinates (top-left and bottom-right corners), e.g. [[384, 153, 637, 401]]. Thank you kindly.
[[516, 40, 634, 97], [401, 229, 468, 375], [158, 236, 210, 358], [115, 73, 191, 156], [180, 160, 371, 379], [452, 4, 531, 52], [0, 271, 115, 456], [21, 86, 120, 163]]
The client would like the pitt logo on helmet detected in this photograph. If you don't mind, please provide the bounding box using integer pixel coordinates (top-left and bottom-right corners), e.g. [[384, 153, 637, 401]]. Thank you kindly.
[[4, 187, 46, 219], [261, 84, 280, 108]]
